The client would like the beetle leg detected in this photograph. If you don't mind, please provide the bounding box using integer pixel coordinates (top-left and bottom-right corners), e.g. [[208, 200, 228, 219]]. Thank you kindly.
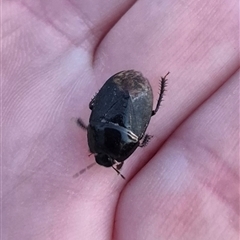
[[112, 165, 125, 179], [89, 98, 95, 110], [140, 134, 153, 147], [152, 72, 169, 116], [89, 92, 98, 110], [116, 162, 124, 170], [77, 118, 88, 130]]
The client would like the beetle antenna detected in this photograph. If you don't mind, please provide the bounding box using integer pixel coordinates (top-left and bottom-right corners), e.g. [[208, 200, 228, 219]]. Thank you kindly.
[[152, 72, 170, 116], [73, 162, 96, 178], [112, 166, 125, 179]]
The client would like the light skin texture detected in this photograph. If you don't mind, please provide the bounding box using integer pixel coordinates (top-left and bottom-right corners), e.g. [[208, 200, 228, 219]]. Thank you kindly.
[[2, 0, 239, 240]]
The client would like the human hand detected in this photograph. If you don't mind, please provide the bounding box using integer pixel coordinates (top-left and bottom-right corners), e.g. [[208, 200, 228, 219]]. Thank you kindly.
[[3, 0, 238, 239]]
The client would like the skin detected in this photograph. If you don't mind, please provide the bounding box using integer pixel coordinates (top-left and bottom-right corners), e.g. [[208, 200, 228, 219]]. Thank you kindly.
[[2, 0, 239, 240]]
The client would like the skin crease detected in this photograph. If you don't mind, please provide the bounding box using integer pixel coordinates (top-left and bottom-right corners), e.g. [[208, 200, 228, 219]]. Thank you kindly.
[[2, 0, 239, 239]]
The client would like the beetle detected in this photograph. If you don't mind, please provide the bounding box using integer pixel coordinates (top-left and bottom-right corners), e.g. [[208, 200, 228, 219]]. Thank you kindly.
[[77, 70, 169, 178]]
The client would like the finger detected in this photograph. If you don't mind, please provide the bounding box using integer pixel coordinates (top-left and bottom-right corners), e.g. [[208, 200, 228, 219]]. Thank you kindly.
[[5, 0, 135, 50], [116, 70, 239, 239], [92, 0, 238, 176]]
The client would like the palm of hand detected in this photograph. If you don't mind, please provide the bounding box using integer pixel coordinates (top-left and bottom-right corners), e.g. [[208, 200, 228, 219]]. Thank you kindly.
[[3, 1, 238, 240]]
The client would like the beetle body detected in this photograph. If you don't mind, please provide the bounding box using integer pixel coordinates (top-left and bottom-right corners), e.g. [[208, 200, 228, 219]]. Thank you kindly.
[[77, 70, 168, 175]]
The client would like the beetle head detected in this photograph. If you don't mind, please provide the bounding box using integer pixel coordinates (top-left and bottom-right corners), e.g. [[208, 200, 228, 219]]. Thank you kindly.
[[95, 153, 125, 179], [95, 153, 114, 167]]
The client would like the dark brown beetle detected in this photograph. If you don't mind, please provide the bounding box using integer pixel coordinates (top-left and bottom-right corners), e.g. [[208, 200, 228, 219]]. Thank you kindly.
[[77, 70, 169, 178]]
